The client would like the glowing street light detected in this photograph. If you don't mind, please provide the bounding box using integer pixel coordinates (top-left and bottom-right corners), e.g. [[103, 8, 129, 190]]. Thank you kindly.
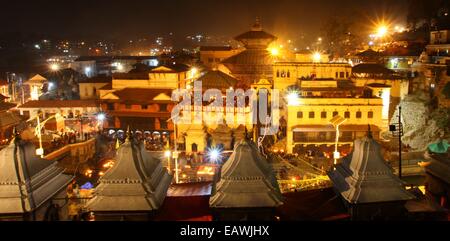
[[50, 63, 60, 71], [206, 147, 222, 163], [376, 25, 388, 38], [269, 47, 279, 56], [286, 91, 300, 106], [312, 52, 321, 62], [96, 113, 106, 130]]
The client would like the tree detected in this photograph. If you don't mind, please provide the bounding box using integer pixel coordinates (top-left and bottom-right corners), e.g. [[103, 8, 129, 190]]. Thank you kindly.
[[321, 14, 364, 58]]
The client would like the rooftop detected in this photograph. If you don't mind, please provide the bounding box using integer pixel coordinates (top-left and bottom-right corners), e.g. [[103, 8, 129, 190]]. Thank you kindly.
[[19, 100, 99, 108]]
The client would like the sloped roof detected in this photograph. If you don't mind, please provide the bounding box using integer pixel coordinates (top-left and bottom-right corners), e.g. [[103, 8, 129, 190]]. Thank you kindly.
[[111, 88, 173, 103], [0, 139, 73, 214], [222, 49, 275, 66], [0, 111, 22, 128], [86, 137, 172, 212], [196, 70, 238, 90], [0, 101, 16, 111], [328, 135, 415, 204], [209, 139, 283, 208], [18, 100, 99, 108], [355, 48, 383, 58]]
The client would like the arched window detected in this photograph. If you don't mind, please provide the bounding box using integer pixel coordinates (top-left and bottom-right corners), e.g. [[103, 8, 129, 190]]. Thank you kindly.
[[287, 70, 290, 78], [368, 111, 374, 118], [192, 143, 198, 152], [276, 70, 280, 77], [356, 110, 362, 118]]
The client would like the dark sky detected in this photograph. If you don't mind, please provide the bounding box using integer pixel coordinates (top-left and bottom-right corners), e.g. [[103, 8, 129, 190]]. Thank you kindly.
[[0, 0, 409, 40]]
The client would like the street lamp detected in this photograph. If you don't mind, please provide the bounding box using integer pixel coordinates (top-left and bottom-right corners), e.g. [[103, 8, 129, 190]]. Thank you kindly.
[[312, 52, 322, 62], [96, 113, 106, 131], [50, 63, 60, 71], [329, 115, 347, 169], [269, 47, 279, 56]]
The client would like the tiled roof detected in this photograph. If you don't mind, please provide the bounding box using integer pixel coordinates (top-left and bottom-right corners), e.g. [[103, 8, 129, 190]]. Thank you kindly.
[[235, 30, 277, 41], [196, 70, 238, 90], [18, 100, 99, 108], [112, 88, 173, 103], [222, 49, 275, 65]]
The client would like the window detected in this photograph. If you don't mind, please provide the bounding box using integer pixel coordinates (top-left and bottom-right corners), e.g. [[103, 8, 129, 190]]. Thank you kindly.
[[297, 111, 303, 118], [321, 111, 327, 119], [125, 104, 132, 109], [215, 58, 220, 62], [356, 111, 362, 118], [93, 87, 97, 95], [346, 72, 349, 78], [276, 70, 280, 77], [309, 111, 315, 118], [339, 72, 345, 78], [159, 104, 167, 112], [208, 58, 213, 63], [335, 72, 338, 78], [332, 111, 338, 117], [107, 103, 114, 110], [344, 111, 350, 118], [287, 70, 290, 78], [141, 105, 148, 110], [368, 111, 373, 118]]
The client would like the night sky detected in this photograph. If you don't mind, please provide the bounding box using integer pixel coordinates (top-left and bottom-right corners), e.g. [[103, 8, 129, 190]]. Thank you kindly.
[[1, 0, 408, 40]]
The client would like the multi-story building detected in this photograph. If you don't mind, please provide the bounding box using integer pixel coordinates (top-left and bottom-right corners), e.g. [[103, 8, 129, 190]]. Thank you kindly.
[[78, 75, 112, 100], [285, 79, 383, 155], [273, 62, 352, 91]]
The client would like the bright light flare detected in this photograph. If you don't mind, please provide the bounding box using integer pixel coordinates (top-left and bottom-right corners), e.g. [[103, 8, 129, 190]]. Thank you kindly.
[[50, 63, 60, 71], [269, 47, 279, 56], [376, 25, 388, 38], [286, 90, 300, 106], [96, 113, 106, 121], [164, 150, 171, 158], [312, 52, 321, 62], [206, 147, 222, 163]]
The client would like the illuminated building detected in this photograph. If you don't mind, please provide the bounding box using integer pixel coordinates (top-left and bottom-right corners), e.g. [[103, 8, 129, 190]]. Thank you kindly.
[[273, 62, 352, 90], [209, 138, 283, 220], [0, 96, 20, 143], [0, 134, 73, 220], [285, 79, 384, 154], [78, 75, 112, 100], [100, 88, 174, 135], [221, 19, 277, 87], [86, 131, 172, 220], [352, 63, 409, 123], [24, 74, 48, 101], [18, 100, 100, 121]]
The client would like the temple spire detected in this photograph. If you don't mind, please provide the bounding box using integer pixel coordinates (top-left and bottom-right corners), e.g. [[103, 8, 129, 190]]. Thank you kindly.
[[252, 17, 262, 31]]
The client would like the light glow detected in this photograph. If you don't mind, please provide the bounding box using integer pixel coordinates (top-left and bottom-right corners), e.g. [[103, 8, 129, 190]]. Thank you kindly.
[[206, 147, 222, 163]]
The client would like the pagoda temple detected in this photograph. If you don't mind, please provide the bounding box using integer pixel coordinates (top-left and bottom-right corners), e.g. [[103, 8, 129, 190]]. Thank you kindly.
[[0, 134, 73, 220], [209, 138, 283, 220], [222, 19, 277, 87], [86, 132, 172, 220], [328, 132, 415, 220]]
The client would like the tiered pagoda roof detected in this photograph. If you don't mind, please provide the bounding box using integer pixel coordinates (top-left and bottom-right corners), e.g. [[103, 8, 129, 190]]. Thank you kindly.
[[328, 133, 414, 204], [0, 137, 73, 214], [86, 133, 172, 212], [209, 138, 283, 208]]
